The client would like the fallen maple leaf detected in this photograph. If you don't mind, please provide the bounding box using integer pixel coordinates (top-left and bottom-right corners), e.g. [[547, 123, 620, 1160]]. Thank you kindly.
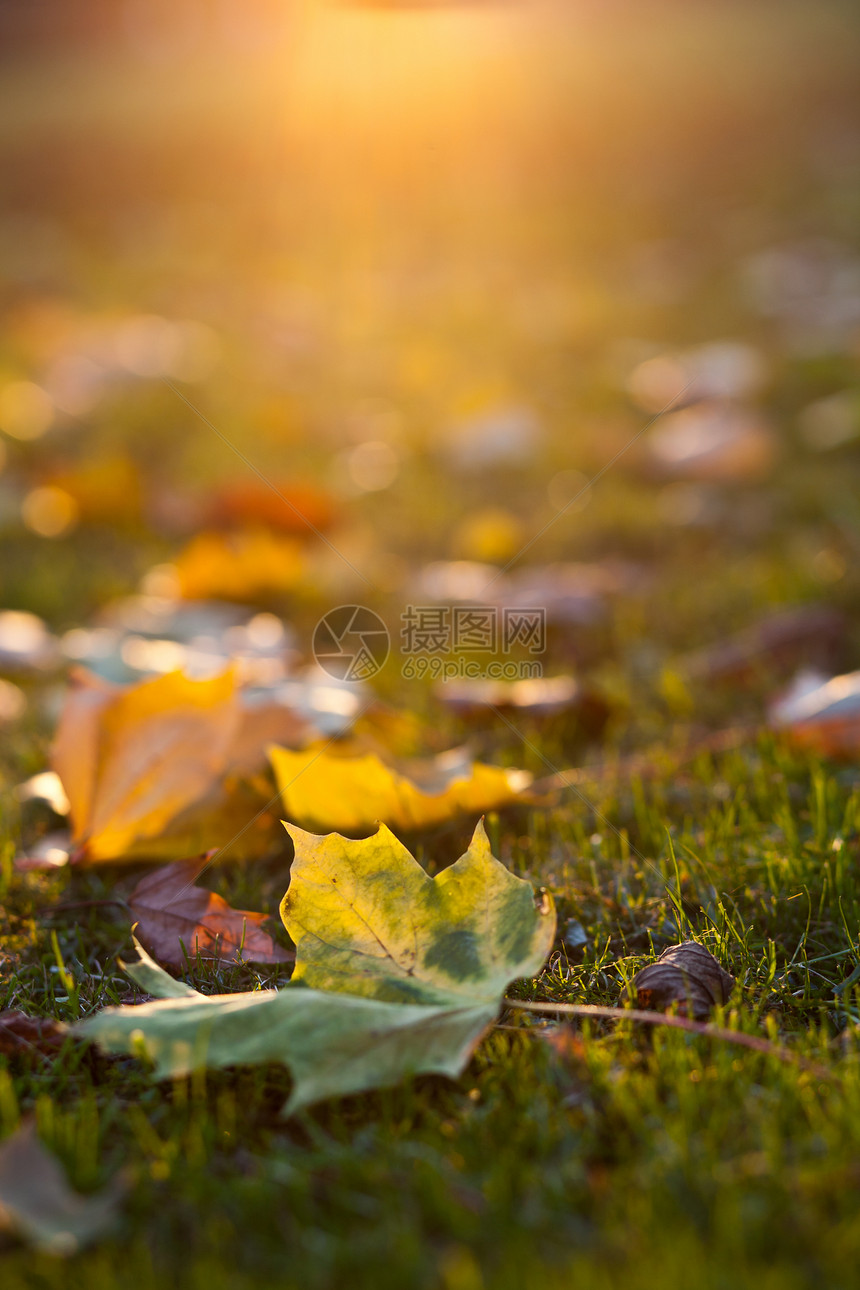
[[79, 820, 556, 1113], [51, 667, 241, 862], [0, 1122, 121, 1255], [128, 855, 293, 968], [627, 942, 734, 1020], [280, 820, 551, 1004], [268, 745, 533, 834], [44, 631, 318, 861]]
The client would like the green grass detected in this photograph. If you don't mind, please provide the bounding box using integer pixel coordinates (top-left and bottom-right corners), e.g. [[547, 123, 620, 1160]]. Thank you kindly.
[[3, 3, 860, 1285], [4, 732, 860, 1289]]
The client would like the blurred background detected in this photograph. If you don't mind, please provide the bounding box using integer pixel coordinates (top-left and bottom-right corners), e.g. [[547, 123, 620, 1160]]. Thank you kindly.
[[1, 0, 859, 700]]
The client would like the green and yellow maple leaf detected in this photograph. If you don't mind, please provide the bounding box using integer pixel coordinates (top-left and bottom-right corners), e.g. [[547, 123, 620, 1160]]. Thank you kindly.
[[78, 820, 555, 1113], [282, 820, 551, 1005]]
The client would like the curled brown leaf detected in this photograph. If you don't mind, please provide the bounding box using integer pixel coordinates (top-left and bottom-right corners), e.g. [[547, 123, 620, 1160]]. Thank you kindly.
[[627, 941, 734, 1020]]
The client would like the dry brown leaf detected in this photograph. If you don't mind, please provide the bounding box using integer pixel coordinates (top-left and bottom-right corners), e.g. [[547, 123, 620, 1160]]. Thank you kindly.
[[0, 1011, 68, 1059], [627, 942, 734, 1020], [51, 667, 241, 862], [128, 855, 294, 968]]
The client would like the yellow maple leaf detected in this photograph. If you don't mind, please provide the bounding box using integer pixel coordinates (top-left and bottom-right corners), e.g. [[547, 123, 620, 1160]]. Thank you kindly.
[[52, 668, 241, 862], [268, 744, 532, 835]]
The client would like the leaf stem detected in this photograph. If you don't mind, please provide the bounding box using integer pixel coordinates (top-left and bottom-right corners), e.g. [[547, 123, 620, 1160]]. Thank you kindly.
[[502, 997, 836, 1080]]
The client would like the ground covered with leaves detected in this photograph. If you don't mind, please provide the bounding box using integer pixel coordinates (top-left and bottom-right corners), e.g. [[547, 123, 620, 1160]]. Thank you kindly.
[[2, 4, 860, 1288]]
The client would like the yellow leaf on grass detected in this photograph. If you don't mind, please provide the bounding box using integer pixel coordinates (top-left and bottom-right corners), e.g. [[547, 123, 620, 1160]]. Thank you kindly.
[[172, 529, 305, 602], [51, 668, 240, 862], [269, 744, 532, 834]]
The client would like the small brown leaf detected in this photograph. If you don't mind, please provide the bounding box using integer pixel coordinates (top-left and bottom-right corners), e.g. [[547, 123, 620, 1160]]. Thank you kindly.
[[627, 942, 734, 1020], [128, 855, 294, 969], [0, 1012, 68, 1059]]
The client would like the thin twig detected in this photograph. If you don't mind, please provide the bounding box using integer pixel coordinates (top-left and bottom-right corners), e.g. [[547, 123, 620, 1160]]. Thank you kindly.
[[503, 997, 835, 1081]]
